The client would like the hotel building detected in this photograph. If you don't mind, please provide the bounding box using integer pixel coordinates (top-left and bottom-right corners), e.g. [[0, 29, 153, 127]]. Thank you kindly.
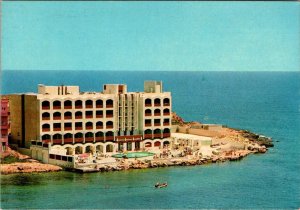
[[6, 81, 172, 156]]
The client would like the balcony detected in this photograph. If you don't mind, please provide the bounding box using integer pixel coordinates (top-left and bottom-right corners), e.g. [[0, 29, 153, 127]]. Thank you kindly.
[[42, 106, 50, 110], [154, 103, 161, 107], [75, 105, 83, 109], [116, 135, 142, 141], [144, 134, 152, 139], [1, 124, 9, 129], [96, 105, 103, 108], [96, 115, 103, 118], [64, 127, 72, 131], [106, 125, 113, 129], [64, 106, 72, 109], [86, 115, 93, 119], [64, 116, 72, 120], [163, 122, 170, 126], [86, 105, 93, 108], [53, 116, 61, 120], [42, 117, 50, 120], [75, 116, 82, 119], [64, 138, 73, 143], [95, 137, 104, 141], [154, 123, 160, 126], [153, 134, 162, 138], [163, 133, 171, 138], [75, 127, 82, 130], [106, 105, 113, 108], [85, 137, 94, 142], [106, 136, 114, 141], [52, 140, 62, 145], [42, 128, 50, 132], [86, 126, 93, 130], [154, 113, 161, 116], [96, 126, 103, 129], [53, 127, 61, 131], [145, 124, 151, 127], [164, 103, 170, 106], [106, 114, 113, 118], [74, 138, 84, 143], [145, 104, 151, 107], [145, 113, 151, 116], [163, 113, 170, 116], [53, 106, 61, 110]]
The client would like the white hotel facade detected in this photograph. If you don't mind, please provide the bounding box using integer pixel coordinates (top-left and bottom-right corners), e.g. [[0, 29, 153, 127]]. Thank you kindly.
[[7, 81, 172, 157]]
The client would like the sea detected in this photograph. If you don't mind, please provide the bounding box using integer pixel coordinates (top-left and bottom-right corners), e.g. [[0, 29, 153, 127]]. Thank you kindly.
[[1, 70, 299, 209]]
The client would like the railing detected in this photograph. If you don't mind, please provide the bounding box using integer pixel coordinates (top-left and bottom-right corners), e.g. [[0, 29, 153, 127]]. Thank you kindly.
[[96, 104, 103, 108], [86, 126, 93, 130], [163, 112, 170, 116], [116, 135, 142, 141], [53, 127, 61, 131], [64, 127, 72, 131], [75, 105, 82, 109], [144, 134, 153, 139], [42, 128, 50, 132], [145, 104, 151, 107], [86, 115, 93, 119], [53, 116, 61, 120], [42, 117, 50, 120], [106, 125, 113, 129], [42, 106, 50, 110], [52, 140, 62, 144], [85, 105, 93, 108], [96, 115, 103, 118], [153, 133, 162, 138], [106, 114, 113, 118], [85, 137, 94, 142], [95, 137, 104, 141], [64, 105, 72, 109], [154, 113, 161, 116], [64, 138, 73, 143], [145, 113, 151, 116], [163, 122, 170, 126], [75, 116, 82, 119], [154, 123, 161, 126], [64, 116, 72, 120], [163, 103, 170, 106], [53, 106, 61, 110], [106, 136, 114, 141], [145, 123, 151, 127], [106, 104, 113, 108], [154, 103, 161, 107], [75, 127, 82, 130], [74, 138, 84, 143], [96, 126, 103, 129]]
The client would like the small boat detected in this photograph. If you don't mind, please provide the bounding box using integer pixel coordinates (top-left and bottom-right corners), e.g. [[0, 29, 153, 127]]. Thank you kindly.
[[155, 182, 168, 188]]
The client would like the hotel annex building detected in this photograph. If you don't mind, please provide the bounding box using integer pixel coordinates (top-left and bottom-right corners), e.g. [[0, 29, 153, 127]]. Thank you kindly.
[[6, 81, 172, 156]]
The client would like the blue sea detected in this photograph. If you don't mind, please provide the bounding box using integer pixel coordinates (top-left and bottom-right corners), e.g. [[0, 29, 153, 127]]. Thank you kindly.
[[1, 70, 300, 209]]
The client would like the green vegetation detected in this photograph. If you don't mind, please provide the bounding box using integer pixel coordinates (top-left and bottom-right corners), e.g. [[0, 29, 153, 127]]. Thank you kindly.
[[1, 155, 26, 164]]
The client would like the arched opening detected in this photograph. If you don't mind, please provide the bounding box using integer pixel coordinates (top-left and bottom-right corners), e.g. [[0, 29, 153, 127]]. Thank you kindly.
[[75, 146, 83, 154], [85, 145, 95, 154], [163, 98, 170, 106], [106, 121, 113, 129], [85, 100, 93, 108], [75, 122, 82, 130], [75, 100, 82, 109], [64, 111, 72, 120], [145, 142, 152, 148], [75, 111, 82, 119], [96, 99, 103, 108], [145, 109, 151, 116], [163, 128, 171, 138], [42, 112, 50, 120], [154, 109, 161, 116], [163, 108, 170, 116], [66, 147, 74, 155], [86, 122, 93, 130], [96, 121, 103, 129], [106, 144, 114, 153], [74, 133, 83, 143], [154, 141, 161, 147], [163, 118, 170, 126], [53, 133, 62, 144], [64, 123, 72, 131], [154, 98, 161, 106], [86, 111, 93, 118], [53, 112, 61, 120], [53, 123, 61, 131], [96, 145, 104, 153], [64, 133, 73, 143], [53, 100, 61, 109], [106, 110, 113, 118], [106, 99, 113, 108], [154, 129, 161, 138], [42, 101, 50, 110], [144, 129, 152, 139], [105, 131, 114, 141], [85, 132, 94, 142], [145, 98, 151, 107], [42, 124, 50, 132], [42, 134, 51, 141], [145, 119, 151, 127], [95, 132, 104, 141], [154, 119, 161, 126], [64, 100, 72, 109], [96, 111, 103, 118], [163, 141, 170, 147]]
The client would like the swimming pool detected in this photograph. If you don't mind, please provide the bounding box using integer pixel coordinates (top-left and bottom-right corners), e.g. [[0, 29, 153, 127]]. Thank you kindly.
[[112, 152, 155, 158]]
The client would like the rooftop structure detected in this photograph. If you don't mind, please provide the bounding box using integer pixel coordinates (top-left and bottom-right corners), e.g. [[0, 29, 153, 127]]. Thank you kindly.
[[1, 98, 10, 152]]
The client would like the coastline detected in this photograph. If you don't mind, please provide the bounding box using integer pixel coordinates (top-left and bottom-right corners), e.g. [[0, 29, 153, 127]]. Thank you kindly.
[[1, 125, 272, 175]]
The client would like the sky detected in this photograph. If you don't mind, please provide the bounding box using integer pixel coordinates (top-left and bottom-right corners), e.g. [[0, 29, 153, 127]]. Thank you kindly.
[[2, 1, 299, 71]]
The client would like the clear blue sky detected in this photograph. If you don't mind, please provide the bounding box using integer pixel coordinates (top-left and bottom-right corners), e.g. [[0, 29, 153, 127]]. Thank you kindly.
[[2, 1, 299, 71]]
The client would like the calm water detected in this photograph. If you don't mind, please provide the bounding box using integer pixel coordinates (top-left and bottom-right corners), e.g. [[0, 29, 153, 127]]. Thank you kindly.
[[1, 71, 300, 209]]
